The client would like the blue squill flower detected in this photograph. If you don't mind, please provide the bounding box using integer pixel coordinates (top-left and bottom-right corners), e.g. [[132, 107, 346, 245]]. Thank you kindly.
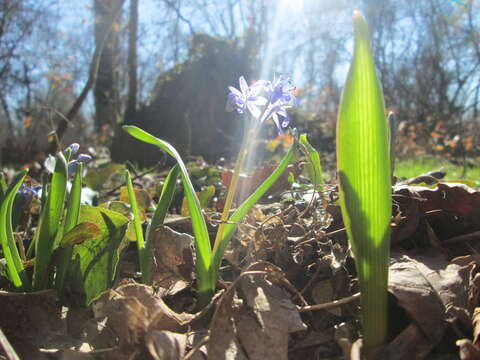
[[226, 75, 297, 134], [18, 184, 42, 204], [261, 76, 297, 134], [68, 154, 92, 174], [226, 76, 267, 119], [64, 143, 80, 155]]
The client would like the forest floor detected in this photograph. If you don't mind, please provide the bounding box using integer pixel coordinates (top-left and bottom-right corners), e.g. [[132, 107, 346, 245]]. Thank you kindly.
[[2, 152, 480, 360]]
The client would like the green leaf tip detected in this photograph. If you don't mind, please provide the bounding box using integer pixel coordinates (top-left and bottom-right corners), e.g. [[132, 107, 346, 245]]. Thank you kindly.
[[352, 10, 369, 39]]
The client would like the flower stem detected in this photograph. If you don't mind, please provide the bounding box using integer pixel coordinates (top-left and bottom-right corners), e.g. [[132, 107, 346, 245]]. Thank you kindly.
[[212, 131, 251, 256]]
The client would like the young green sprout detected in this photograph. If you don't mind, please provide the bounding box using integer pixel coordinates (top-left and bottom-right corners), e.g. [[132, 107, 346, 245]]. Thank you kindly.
[[337, 11, 392, 355]]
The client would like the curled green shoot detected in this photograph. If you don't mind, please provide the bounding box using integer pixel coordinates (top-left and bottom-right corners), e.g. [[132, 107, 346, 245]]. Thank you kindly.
[[123, 126, 213, 303]]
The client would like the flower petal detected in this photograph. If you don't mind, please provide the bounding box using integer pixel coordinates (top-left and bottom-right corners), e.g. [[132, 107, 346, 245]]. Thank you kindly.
[[249, 80, 266, 96], [282, 113, 290, 128], [228, 86, 243, 98], [226, 93, 238, 112], [239, 76, 249, 95], [272, 113, 284, 134], [249, 96, 268, 106], [247, 102, 261, 119]]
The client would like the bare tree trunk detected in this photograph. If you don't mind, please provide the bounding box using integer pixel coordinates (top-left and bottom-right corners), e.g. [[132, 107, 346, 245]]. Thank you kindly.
[[94, 0, 122, 131], [46, 1, 123, 154], [125, 0, 138, 120]]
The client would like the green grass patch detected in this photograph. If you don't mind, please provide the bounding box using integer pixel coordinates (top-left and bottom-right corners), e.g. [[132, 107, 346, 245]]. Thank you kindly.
[[396, 157, 480, 185]]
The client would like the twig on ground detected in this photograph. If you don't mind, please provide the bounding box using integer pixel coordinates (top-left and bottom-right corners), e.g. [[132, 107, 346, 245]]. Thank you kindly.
[[298, 292, 360, 312], [184, 335, 209, 360], [443, 231, 480, 245]]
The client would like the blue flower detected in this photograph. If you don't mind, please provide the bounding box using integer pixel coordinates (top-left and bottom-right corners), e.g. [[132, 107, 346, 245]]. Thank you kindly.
[[226, 75, 297, 134], [261, 76, 297, 134], [64, 143, 80, 155], [18, 184, 42, 203], [226, 76, 267, 119], [68, 154, 92, 174]]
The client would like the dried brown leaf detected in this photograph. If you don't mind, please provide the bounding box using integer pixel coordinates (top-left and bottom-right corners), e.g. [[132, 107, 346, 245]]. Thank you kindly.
[[395, 182, 480, 215], [389, 251, 472, 345], [208, 264, 306, 360], [148, 226, 195, 295], [208, 287, 248, 360], [91, 282, 195, 349], [145, 330, 187, 360], [378, 323, 433, 360]]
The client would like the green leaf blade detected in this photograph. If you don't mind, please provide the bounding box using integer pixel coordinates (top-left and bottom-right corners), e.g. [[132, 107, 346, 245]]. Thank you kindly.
[[0, 170, 29, 289], [148, 164, 179, 241], [299, 134, 323, 189], [123, 126, 213, 302], [33, 152, 68, 290], [336, 11, 391, 351], [56, 164, 84, 294], [125, 170, 152, 283]]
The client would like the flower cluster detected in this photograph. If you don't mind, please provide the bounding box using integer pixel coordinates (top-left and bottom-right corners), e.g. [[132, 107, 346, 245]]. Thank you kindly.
[[18, 183, 42, 204], [44, 143, 92, 176], [64, 143, 92, 174], [226, 75, 297, 134]]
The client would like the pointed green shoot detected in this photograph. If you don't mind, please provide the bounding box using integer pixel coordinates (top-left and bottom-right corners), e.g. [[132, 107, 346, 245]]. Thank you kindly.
[[0, 170, 30, 289], [122, 126, 213, 303], [147, 164, 179, 242], [56, 163, 83, 294], [336, 11, 391, 352], [299, 134, 324, 190], [33, 152, 68, 290], [125, 169, 152, 283]]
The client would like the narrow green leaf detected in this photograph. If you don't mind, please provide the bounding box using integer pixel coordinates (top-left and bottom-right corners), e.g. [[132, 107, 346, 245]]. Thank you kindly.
[[336, 11, 391, 352], [0, 172, 7, 204], [210, 144, 296, 282], [26, 172, 49, 259], [123, 126, 213, 302], [299, 134, 324, 190], [56, 163, 83, 293], [147, 164, 179, 241], [0, 170, 29, 289], [387, 111, 397, 176], [125, 170, 152, 283], [33, 152, 68, 290], [64, 163, 83, 233]]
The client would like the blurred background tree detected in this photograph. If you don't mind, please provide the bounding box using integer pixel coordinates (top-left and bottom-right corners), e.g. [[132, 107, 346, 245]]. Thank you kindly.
[[0, 0, 479, 166]]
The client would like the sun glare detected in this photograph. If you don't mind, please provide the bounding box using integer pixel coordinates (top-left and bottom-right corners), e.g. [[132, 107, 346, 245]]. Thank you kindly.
[[283, 0, 304, 12]]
